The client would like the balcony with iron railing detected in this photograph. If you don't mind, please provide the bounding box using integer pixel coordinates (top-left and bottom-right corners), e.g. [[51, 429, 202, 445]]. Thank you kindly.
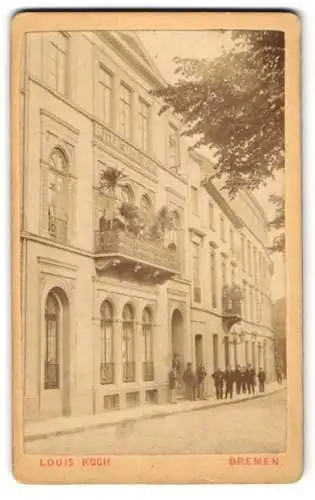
[[123, 361, 136, 383], [142, 361, 154, 382], [221, 284, 243, 332], [100, 362, 115, 385], [44, 362, 59, 390], [94, 229, 180, 283]]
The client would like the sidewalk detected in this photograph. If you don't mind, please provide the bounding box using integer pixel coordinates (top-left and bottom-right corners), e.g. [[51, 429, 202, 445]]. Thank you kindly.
[[24, 382, 285, 442]]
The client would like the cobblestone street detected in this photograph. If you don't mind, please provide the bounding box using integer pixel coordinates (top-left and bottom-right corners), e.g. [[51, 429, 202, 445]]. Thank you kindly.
[[25, 389, 286, 455]]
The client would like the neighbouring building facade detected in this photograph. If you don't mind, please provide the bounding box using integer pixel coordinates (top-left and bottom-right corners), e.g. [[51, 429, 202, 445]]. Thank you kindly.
[[20, 30, 275, 422]]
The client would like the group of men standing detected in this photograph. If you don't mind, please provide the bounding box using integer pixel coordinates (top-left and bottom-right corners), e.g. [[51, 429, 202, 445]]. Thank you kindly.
[[212, 365, 266, 400], [168, 354, 267, 403], [168, 360, 208, 403]]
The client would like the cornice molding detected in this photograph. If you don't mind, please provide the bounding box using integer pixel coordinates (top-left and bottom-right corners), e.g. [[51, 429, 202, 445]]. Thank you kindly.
[[37, 256, 79, 272]]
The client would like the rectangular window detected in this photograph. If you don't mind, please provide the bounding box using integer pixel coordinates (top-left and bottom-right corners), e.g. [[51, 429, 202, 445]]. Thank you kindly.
[[49, 32, 68, 95], [220, 214, 225, 241], [145, 389, 158, 404], [98, 66, 112, 125], [245, 340, 249, 365], [193, 242, 201, 303], [231, 266, 236, 285], [256, 291, 260, 323], [249, 286, 254, 321], [252, 341, 256, 370], [230, 227, 234, 253], [138, 99, 150, 151], [168, 125, 180, 170], [191, 186, 199, 215], [221, 258, 227, 287], [213, 334, 219, 371], [103, 394, 119, 410], [224, 337, 230, 370], [211, 250, 217, 308], [241, 236, 246, 270], [248, 241, 252, 276], [259, 253, 263, 284], [253, 247, 257, 280], [243, 281, 247, 319], [208, 202, 214, 229], [119, 83, 132, 139]]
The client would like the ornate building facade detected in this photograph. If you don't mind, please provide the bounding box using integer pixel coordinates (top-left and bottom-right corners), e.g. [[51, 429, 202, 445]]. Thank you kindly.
[[20, 31, 275, 422]]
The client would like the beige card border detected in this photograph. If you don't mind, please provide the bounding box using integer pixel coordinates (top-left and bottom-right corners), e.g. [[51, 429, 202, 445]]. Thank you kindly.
[[12, 11, 302, 484]]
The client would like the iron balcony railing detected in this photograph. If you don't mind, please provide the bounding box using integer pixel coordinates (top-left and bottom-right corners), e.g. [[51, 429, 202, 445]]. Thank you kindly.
[[100, 362, 115, 385], [221, 285, 242, 317], [123, 361, 136, 383], [142, 361, 154, 382], [44, 362, 59, 390], [94, 229, 180, 272]]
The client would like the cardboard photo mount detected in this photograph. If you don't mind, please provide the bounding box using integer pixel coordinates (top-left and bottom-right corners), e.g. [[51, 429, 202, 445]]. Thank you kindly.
[[12, 11, 302, 484]]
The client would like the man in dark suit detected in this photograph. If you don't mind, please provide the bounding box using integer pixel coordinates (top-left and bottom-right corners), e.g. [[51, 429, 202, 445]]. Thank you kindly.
[[241, 365, 247, 393], [212, 368, 224, 400], [257, 367, 266, 392], [183, 362, 197, 401], [247, 364, 256, 395], [234, 365, 242, 395], [224, 366, 234, 399]]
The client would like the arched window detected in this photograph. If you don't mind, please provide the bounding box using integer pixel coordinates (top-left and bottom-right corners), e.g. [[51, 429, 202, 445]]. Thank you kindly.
[[120, 185, 134, 204], [142, 307, 154, 381], [49, 148, 68, 172], [140, 194, 152, 217], [100, 301, 114, 384], [48, 147, 69, 243], [44, 292, 60, 389], [169, 211, 180, 248], [122, 304, 135, 382]]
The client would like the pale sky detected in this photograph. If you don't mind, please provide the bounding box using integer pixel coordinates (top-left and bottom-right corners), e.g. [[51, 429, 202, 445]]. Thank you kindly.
[[137, 30, 285, 301]]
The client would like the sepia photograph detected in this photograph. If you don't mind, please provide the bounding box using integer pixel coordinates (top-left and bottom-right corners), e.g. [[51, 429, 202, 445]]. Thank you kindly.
[[12, 11, 301, 484]]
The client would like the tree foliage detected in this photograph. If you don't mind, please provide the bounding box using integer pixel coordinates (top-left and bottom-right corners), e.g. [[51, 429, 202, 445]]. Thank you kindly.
[[153, 30, 284, 197], [268, 193, 285, 253]]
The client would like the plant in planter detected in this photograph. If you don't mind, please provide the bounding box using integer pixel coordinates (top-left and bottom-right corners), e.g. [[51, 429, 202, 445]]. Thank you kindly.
[[119, 202, 145, 237], [99, 166, 126, 195], [99, 166, 127, 229]]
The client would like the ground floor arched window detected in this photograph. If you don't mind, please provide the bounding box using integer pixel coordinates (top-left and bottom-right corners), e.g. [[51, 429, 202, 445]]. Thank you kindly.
[[142, 307, 153, 381], [122, 304, 135, 382], [100, 300, 114, 384], [44, 292, 60, 389]]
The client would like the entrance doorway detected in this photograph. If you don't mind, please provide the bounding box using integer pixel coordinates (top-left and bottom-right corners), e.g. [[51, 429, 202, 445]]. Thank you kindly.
[[171, 309, 184, 366], [171, 309, 185, 398], [41, 286, 71, 418], [195, 334, 203, 368]]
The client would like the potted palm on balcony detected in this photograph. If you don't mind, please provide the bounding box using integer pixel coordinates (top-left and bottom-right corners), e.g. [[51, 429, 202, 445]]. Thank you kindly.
[[99, 166, 127, 230]]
